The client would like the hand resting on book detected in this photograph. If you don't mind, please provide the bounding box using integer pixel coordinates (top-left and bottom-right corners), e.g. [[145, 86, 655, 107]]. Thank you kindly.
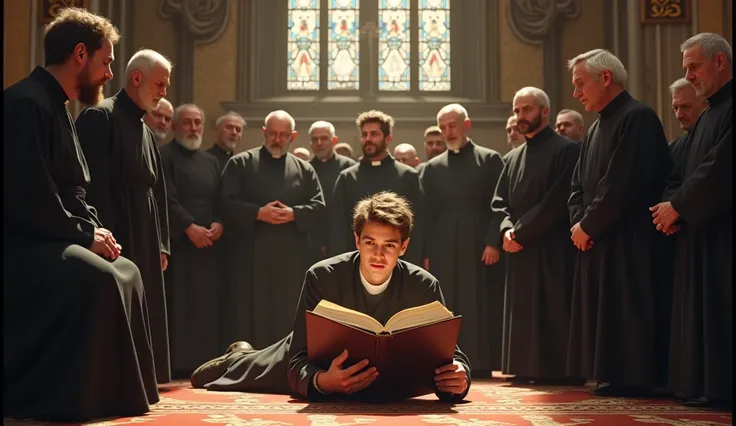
[[315, 349, 378, 394], [434, 360, 468, 395]]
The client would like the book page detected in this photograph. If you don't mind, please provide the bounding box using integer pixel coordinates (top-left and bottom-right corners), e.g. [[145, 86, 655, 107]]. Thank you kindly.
[[384, 301, 454, 333], [312, 299, 386, 334]]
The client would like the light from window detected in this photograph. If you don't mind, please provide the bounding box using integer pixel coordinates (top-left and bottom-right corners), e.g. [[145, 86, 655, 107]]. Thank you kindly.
[[418, 0, 450, 91], [288, 0, 320, 90], [328, 0, 360, 89], [378, 0, 411, 91]]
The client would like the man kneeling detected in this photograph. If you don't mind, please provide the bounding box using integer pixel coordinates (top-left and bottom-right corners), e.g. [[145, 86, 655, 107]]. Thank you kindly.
[[192, 191, 471, 401]]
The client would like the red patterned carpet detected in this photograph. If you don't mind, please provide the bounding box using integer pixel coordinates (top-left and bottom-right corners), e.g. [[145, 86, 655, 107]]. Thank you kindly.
[[5, 379, 732, 425]]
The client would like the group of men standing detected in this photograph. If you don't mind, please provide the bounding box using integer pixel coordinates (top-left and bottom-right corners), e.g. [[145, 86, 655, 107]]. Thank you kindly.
[[2, 4, 731, 422]]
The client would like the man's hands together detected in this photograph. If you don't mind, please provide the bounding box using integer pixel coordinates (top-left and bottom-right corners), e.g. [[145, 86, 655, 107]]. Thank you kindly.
[[258, 200, 295, 225], [90, 227, 122, 260]]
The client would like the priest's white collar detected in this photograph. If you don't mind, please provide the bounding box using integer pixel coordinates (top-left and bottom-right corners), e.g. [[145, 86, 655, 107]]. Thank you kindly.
[[359, 269, 391, 295]]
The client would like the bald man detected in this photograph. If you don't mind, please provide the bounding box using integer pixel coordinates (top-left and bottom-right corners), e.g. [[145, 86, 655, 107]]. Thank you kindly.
[[144, 98, 173, 145], [393, 143, 420, 168], [219, 110, 325, 348], [554, 109, 585, 142], [293, 147, 312, 161], [334, 142, 354, 159]]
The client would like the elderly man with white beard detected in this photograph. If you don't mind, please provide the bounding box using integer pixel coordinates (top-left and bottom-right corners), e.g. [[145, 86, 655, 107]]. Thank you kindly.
[[76, 48, 173, 383], [158, 104, 225, 377]]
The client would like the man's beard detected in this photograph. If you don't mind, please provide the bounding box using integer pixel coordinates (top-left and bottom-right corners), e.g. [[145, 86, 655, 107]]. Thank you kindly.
[[517, 114, 543, 135], [362, 140, 387, 159], [77, 65, 106, 106], [177, 135, 202, 151], [138, 85, 159, 111], [153, 130, 168, 143], [313, 146, 332, 161], [266, 142, 286, 158], [221, 138, 238, 152]]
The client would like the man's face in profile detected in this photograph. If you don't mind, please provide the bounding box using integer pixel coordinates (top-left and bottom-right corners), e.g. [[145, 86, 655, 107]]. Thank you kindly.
[[354, 220, 408, 286]]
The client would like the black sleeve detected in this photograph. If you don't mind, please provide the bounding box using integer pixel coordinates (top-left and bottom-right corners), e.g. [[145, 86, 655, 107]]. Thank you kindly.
[[328, 173, 351, 256], [424, 280, 472, 402], [670, 126, 732, 229], [160, 148, 196, 240], [483, 153, 505, 249], [568, 151, 585, 225], [512, 143, 580, 245], [579, 110, 669, 238], [404, 171, 425, 264], [75, 107, 116, 234], [219, 157, 261, 237], [3, 98, 97, 247], [293, 163, 326, 233], [152, 143, 170, 255], [491, 159, 515, 238]]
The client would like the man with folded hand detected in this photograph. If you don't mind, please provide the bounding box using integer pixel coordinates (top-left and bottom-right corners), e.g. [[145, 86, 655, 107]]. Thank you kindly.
[[191, 191, 471, 402]]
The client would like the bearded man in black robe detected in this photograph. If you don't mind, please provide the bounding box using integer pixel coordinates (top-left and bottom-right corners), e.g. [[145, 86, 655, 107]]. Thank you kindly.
[[329, 111, 424, 265], [76, 48, 173, 384], [566, 49, 672, 396], [159, 103, 224, 377], [207, 111, 245, 171], [492, 87, 581, 384], [420, 103, 505, 376], [3, 8, 159, 421], [652, 33, 733, 408], [219, 110, 325, 349], [190, 192, 471, 402]]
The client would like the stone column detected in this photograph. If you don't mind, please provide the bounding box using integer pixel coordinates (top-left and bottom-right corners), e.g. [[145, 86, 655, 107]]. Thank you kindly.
[[626, 0, 644, 99]]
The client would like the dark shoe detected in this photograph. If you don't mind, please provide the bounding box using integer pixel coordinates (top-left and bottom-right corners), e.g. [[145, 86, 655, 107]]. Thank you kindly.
[[226, 341, 254, 354], [684, 396, 710, 407]]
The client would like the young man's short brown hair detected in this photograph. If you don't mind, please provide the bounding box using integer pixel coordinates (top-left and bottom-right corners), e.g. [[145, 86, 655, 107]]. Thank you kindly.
[[44, 7, 120, 66], [352, 191, 414, 242], [355, 110, 395, 137]]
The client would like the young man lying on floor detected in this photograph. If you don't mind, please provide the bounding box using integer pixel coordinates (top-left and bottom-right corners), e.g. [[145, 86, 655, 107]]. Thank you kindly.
[[191, 191, 471, 402]]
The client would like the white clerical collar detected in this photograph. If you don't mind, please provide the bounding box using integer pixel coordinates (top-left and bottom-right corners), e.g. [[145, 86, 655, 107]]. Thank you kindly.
[[359, 268, 391, 295], [371, 160, 381, 166]]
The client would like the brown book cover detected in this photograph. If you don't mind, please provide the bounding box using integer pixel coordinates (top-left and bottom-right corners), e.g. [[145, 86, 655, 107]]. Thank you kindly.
[[306, 310, 462, 400]]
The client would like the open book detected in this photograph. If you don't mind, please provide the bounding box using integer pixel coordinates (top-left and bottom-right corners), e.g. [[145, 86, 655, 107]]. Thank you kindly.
[[312, 299, 454, 334], [306, 299, 462, 400]]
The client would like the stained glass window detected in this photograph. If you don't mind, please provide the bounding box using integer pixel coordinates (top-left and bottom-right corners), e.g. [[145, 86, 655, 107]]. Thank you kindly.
[[378, 0, 411, 91], [328, 0, 360, 89], [287, 0, 320, 90], [418, 0, 450, 91]]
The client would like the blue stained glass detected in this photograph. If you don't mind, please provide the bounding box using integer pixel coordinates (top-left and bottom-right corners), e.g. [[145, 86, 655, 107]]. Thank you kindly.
[[287, 0, 320, 90], [378, 0, 410, 91], [328, 0, 360, 89], [418, 0, 451, 91]]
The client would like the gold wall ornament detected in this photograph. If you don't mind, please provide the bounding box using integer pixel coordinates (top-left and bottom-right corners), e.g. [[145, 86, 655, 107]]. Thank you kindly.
[[641, 0, 690, 24], [39, 0, 89, 25]]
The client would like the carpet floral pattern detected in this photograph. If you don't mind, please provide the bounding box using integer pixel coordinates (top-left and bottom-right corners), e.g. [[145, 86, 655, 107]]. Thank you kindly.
[[5, 380, 731, 425]]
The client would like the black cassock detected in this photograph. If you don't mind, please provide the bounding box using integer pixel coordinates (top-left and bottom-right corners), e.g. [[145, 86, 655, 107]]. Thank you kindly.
[[420, 140, 505, 373], [202, 253, 472, 402], [160, 140, 223, 373], [309, 153, 356, 263], [76, 89, 172, 383], [567, 91, 672, 387], [3, 67, 158, 420], [492, 127, 579, 379], [220, 146, 325, 349], [650, 134, 689, 387], [664, 80, 733, 402], [207, 144, 233, 171], [329, 156, 424, 264]]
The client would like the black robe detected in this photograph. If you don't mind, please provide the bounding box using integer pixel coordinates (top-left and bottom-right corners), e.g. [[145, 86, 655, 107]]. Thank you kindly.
[[3, 67, 158, 420], [419, 140, 505, 374], [329, 155, 424, 264], [650, 134, 689, 387], [309, 153, 357, 263], [76, 88, 172, 383], [159, 140, 223, 374], [664, 80, 733, 401], [220, 146, 325, 349], [207, 143, 233, 172], [566, 91, 673, 387], [491, 127, 580, 379], [415, 162, 427, 175]]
